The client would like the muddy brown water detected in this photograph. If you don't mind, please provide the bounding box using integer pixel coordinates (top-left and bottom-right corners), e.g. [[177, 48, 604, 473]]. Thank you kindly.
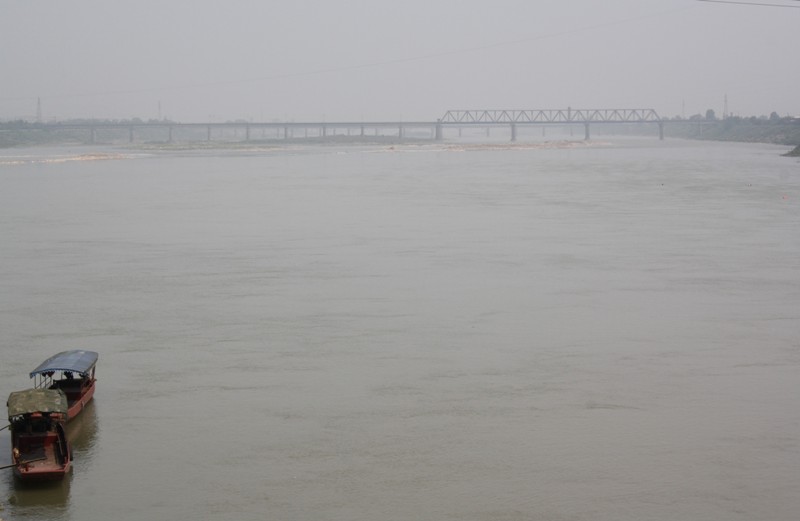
[[1, 139, 798, 521]]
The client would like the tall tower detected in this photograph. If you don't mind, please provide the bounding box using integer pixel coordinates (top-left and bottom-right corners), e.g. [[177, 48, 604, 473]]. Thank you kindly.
[[723, 94, 728, 120], [36, 97, 42, 123]]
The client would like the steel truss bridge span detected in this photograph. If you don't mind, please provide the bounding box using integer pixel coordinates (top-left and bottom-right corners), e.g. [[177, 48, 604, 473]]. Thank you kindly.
[[438, 108, 663, 140], [440, 108, 660, 124]]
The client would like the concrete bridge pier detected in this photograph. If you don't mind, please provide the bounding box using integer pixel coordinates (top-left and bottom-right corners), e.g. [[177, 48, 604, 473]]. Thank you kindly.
[[398, 125, 404, 138], [658, 121, 664, 140], [284, 126, 289, 139], [322, 124, 327, 138], [584, 123, 590, 141], [129, 127, 134, 143], [207, 126, 212, 141], [510, 123, 517, 142], [168, 126, 174, 143], [246, 125, 251, 142], [360, 125, 365, 137], [435, 122, 442, 141]]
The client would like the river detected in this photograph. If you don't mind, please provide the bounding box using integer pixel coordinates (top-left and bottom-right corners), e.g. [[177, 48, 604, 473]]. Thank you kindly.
[[0, 138, 798, 521]]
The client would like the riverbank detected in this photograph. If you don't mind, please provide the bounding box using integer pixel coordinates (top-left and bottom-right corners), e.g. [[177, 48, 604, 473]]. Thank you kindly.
[[664, 120, 800, 146], [784, 144, 800, 157], [0, 128, 434, 149]]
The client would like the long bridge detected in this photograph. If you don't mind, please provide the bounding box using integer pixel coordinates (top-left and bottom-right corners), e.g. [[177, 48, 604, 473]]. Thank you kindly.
[[5, 108, 665, 144]]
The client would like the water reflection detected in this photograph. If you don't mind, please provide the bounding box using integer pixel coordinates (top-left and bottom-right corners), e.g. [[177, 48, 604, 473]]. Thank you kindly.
[[66, 400, 99, 464], [7, 476, 70, 508]]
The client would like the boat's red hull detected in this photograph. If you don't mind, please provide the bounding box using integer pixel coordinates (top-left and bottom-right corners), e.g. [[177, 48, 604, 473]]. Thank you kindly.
[[65, 380, 95, 421], [13, 462, 71, 481]]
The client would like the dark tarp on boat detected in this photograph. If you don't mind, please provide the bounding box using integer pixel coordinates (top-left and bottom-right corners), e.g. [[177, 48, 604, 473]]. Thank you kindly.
[[7, 389, 69, 419], [29, 350, 99, 378]]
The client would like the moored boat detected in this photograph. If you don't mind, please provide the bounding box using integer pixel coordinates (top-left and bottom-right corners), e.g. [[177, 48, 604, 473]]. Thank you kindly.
[[29, 350, 99, 421], [6, 389, 72, 481]]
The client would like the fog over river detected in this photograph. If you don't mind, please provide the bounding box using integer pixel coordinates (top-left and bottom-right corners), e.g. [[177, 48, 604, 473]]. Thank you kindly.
[[0, 139, 798, 521]]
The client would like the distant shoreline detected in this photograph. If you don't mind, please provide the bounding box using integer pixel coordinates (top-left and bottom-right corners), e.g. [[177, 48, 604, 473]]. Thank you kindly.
[[663, 120, 800, 147], [784, 144, 800, 157], [3, 120, 799, 151]]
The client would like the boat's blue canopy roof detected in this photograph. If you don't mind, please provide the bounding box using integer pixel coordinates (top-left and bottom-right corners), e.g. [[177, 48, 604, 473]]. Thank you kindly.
[[30, 350, 99, 378]]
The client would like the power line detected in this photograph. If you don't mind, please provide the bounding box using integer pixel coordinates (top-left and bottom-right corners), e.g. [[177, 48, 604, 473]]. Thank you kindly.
[[697, 0, 800, 8]]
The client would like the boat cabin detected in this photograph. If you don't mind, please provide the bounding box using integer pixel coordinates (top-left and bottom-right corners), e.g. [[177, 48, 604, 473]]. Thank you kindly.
[[30, 350, 98, 420]]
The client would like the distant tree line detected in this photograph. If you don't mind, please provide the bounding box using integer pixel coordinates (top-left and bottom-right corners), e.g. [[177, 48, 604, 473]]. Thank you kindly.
[[0, 117, 177, 128], [3, 113, 798, 126], [663, 110, 800, 146], [664, 110, 798, 123]]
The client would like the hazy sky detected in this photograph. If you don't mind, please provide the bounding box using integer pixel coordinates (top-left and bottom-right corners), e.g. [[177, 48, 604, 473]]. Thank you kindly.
[[1, 0, 798, 122]]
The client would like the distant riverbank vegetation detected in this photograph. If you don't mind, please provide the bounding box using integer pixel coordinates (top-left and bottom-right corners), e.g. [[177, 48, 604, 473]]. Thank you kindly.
[[663, 111, 800, 146], [0, 117, 436, 148], [0, 118, 177, 148]]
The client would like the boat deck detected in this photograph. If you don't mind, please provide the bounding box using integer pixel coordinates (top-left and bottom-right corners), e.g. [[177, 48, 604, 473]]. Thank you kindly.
[[14, 433, 67, 479], [21, 445, 55, 469], [51, 379, 87, 401], [18, 432, 58, 458]]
